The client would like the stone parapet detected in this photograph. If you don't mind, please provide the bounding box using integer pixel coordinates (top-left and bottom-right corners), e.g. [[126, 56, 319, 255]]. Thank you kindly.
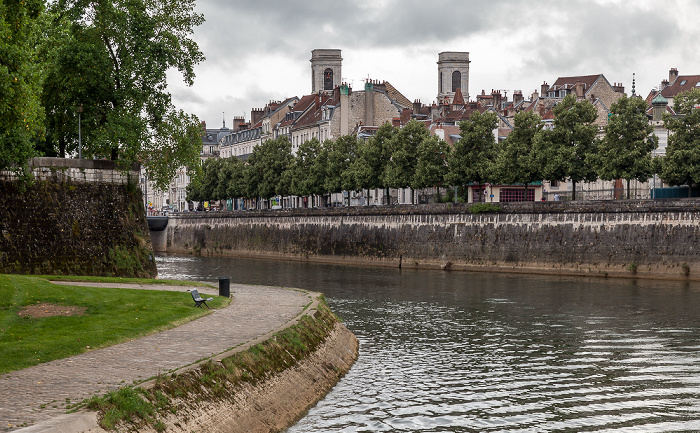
[[0, 157, 140, 184], [165, 200, 700, 281]]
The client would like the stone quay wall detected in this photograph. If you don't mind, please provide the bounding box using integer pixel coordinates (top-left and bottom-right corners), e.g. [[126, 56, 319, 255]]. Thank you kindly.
[[0, 158, 157, 277], [165, 200, 700, 280]]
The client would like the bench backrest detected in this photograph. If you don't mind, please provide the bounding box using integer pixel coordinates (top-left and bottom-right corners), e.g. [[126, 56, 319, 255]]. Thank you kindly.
[[190, 289, 202, 301]]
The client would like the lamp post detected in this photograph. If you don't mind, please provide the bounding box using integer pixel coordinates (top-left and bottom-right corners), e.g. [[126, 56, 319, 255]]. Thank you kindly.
[[77, 104, 83, 159]]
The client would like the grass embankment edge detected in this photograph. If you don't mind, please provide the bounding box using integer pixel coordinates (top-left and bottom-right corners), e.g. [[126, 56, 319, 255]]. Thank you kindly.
[[81, 295, 341, 432]]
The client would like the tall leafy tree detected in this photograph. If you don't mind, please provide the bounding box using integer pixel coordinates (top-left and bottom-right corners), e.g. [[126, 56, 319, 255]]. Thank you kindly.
[[383, 120, 429, 203], [221, 156, 247, 200], [596, 94, 658, 199], [412, 135, 450, 196], [445, 110, 498, 190], [534, 94, 598, 200], [659, 88, 700, 196], [0, 0, 45, 180], [246, 137, 293, 203], [291, 138, 327, 199], [494, 111, 544, 193], [46, 0, 205, 189], [349, 122, 394, 205], [325, 135, 358, 204]]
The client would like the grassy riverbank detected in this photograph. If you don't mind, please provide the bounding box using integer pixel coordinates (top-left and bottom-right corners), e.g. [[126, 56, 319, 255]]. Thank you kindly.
[[0, 274, 225, 374], [83, 296, 341, 432]]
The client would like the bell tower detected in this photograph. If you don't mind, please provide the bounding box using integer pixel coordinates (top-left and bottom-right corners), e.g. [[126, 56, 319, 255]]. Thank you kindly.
[[311, 49, 342, 94], [437, 52, 470, 103]]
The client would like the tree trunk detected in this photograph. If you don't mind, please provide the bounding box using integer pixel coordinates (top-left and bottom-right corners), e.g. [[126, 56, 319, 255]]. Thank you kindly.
[[626, 179, 631, 200], [386, 187, 391, 206], [571, 181, 576, 201]]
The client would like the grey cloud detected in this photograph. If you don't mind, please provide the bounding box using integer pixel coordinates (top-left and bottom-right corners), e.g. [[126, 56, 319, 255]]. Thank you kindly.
[[194, 0, 509, 61], [521, 1, 679, 82]]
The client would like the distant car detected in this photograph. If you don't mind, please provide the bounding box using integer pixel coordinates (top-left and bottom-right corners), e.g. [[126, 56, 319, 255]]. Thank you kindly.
[[271, 205, 282, 210]]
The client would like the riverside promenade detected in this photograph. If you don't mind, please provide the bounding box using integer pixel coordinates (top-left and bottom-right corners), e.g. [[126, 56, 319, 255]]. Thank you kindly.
[[1, 282, 319, 432]]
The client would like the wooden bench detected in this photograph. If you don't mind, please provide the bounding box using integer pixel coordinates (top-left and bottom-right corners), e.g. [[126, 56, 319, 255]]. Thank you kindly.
[[190, 289, 214, 309]]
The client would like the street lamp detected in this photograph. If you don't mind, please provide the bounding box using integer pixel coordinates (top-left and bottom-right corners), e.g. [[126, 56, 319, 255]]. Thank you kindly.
[[77, 104, 83, 159]]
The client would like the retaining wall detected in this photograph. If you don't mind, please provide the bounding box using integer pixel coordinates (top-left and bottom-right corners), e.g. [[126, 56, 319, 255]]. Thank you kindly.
[[0, 158, 157, 277], [164, 200, 700, 280]]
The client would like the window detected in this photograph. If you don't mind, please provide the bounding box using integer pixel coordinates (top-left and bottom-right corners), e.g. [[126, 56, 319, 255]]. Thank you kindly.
[[680, 80, 687, 86], [550, 180, 560, 188], [499, 188, 535, 202], [452, 71, 461, 92], [324, 68, 333, 90], [439, 72, 443, 93]]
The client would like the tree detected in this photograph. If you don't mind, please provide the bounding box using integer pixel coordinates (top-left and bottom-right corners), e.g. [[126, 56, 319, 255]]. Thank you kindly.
[[494, 111, 544, 192], [246, 137, 293, 204], [186, 157, 220, 203], [445, 110, 498, 192], [46, 0, 205, 189], [291, 138, 327, 200], [221, 157, 247, 200], [596, 94, 658, 199], [349, 122, 394, 205], [659, 88, 700, 197], [383, 120, 429, 203], [0, 0, 45, 180], [534, 94, 598, 200], [412, 135, 450, 196], [325, 135, 358, 205]]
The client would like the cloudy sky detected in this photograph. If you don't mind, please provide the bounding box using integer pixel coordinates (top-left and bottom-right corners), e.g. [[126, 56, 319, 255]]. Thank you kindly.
[[166, 0, 700, 129]]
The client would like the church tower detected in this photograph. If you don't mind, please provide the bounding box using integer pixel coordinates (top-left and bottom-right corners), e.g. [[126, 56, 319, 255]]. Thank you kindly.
[[437, 52, 470, 103], [311, 49, 342, 93]]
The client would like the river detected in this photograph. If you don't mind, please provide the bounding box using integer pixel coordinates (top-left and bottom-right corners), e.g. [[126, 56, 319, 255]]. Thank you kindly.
[[156, 254, 700, 432]]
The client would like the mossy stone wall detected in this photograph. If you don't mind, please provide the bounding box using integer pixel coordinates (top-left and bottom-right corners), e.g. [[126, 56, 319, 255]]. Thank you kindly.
[[0, 180, 156, 277], [164, 200, 700, 280]]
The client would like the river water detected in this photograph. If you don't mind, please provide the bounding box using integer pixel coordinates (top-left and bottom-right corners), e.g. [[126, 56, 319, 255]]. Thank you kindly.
[[156, 254, 700, 432]]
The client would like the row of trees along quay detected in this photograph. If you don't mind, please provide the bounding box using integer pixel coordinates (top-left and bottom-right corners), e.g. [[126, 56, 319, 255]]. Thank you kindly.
[[187, 90, 700, 207], [0, 0, 205, 190]]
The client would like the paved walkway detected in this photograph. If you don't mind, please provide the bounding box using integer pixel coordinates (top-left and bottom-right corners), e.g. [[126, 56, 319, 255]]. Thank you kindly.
[[0, 281, 318, 431]]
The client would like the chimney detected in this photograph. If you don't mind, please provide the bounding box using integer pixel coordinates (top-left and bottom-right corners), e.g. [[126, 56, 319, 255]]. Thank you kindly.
[[612, 82, 625, 94], [575, 80, 585, 98], [232, 116, 245, 132], [532, 90, 539, 101], [340, 84, 349, 136], [492, 90, 502, 110], [513, 90, 524, 106], [364, 81, 375, 126], [541, 82, 550, 97], [670, 68, 679, 84], [413, 99, 422, 114], [661, 79, 670, 91], [251, 108, 263, 126]]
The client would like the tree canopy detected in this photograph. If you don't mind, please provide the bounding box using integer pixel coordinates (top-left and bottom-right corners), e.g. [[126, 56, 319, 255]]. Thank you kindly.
[[534, 94, 598, 199], [494, 110, 544, 188], [659, 88, 700, 194], [445, 110, 498, 188], [1, 0, 206, 189], [596, 94, 657, 198], [0, 0, 45, 180]]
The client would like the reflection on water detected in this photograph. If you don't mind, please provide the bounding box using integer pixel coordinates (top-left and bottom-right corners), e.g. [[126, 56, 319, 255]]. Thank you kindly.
[[156, 254, 700, 432]]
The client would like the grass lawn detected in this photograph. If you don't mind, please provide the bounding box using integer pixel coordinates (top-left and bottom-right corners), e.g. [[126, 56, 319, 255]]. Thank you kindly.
[[0, 274, 228, 375]]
